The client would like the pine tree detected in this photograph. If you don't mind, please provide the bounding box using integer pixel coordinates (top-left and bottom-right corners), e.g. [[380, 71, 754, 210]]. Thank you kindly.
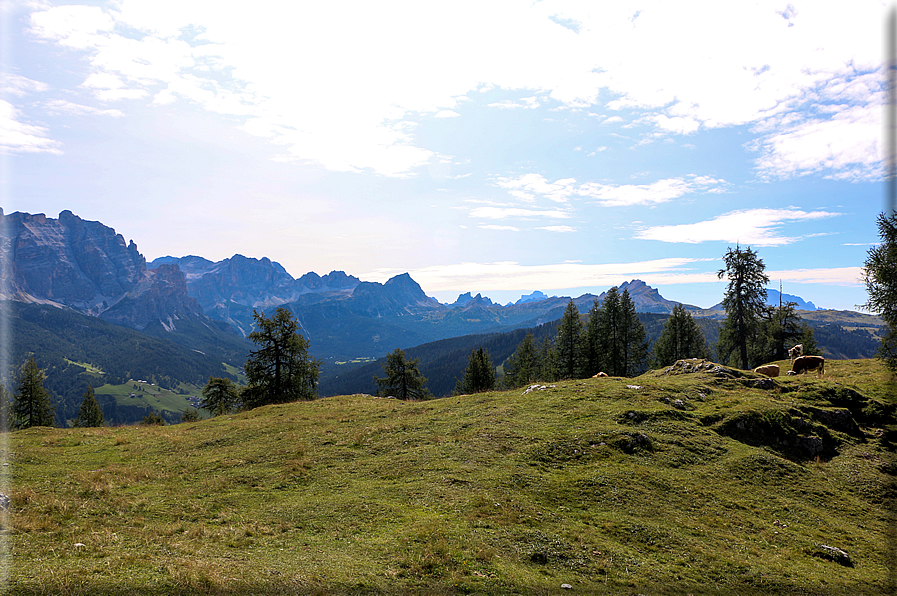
[[598, 287, 624, 376], [243, 307, 321, 408], [374, 348, 432, 400], [619, 290, 649, 376], [861, 211, 897, 371], [717, 245, 770, 369], [503, 334, 540, 388], [756, 301, 818, 363], [73, 385, 105, 428], [13, 357, 55, 429], [455, 347, 495, 394], [651, 304, 710, 368], [537, 336, 556, 382], [200, 376, 241, 416], [583, 300, 603, 377], [181, 407, 201, 423], [553, 299, 585, 380]]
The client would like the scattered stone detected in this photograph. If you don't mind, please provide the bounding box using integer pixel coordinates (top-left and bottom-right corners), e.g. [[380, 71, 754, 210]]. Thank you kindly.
[[561, 584, 573, 589], [74, 543, 86, 549], [672, 399, 686, 409], [626, 385, 642, 390], [812, 544, 854, 567], [744, 378, 776, 390], [0, 494, 9, 511], [523, 384, 556, 395]]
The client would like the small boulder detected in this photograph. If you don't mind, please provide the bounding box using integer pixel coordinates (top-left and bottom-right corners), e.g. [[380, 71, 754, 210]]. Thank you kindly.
[[812, 544, 854, 567]]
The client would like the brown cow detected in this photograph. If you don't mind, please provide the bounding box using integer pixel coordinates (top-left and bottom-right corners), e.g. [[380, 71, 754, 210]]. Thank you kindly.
[[592, 372, 608, 378], [788, 344, 803, 362], [753, 364, 780, 377], [788, 355, 824, 376]]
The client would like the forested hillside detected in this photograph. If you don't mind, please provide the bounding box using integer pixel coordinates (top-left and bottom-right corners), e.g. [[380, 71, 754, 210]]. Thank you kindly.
[[1, 302, 250, 425], [320, 309, 883, 398]]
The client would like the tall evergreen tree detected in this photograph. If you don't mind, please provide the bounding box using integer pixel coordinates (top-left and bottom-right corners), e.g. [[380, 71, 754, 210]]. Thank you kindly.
[[717, 245, 770, 369], [861, 211, 897, 371], [619, 289, 649, 376], [374, 348, 432, 400], [73, 385, 104, 428], [553, 299, 585, 379], [455, 347, 495, 394], [243, 307, 321, 408], [537, 336, 556, 382], [756, 301, 819, 363], [200, 376, 241, 416], [13, 356, 55, 429], [598, 287, 624, 376], [502, 334, 540, 388], [651, 304, 710, 368], [583, 300, 603, 377]]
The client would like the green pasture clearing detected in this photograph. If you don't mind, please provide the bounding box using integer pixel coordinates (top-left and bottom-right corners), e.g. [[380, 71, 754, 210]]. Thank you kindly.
[[94, 381, 194, 415], [63, 359, 104, 374], [5, 358, 895, 595]]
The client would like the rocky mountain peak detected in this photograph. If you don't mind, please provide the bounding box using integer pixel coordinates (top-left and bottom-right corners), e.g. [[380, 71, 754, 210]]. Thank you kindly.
[[0, 210, 201, 329]]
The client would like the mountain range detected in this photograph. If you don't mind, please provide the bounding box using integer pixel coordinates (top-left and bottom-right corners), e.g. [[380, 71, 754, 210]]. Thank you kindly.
[[0, 209, 881, 423]]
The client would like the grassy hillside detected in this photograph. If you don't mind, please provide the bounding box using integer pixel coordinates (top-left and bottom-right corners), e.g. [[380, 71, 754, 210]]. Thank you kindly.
[[6, 359, 896, 595]]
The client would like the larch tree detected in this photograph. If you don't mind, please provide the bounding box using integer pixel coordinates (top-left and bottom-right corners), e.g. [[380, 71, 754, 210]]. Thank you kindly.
[[243, 307, 321, 408], [374, 348, 432, 400], [619, 289, 649, 376], [651, 304, 710, 368], [717, 245, 770, 369], [73, 385, 105, 428], [502, 334, 540, 388], [455, 347, 495, 394], [861, 211, 897, 371], [598, 287, 624, 376], [583, 300, 603, 377], [200, 376, 241, 416], [553, 300, 585, 380], [13, 356, 55, 429]]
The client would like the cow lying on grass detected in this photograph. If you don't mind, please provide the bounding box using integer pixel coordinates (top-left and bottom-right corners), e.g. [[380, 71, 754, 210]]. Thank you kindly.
[[787, 355, 824, 376], [753, 364, 780, 377]]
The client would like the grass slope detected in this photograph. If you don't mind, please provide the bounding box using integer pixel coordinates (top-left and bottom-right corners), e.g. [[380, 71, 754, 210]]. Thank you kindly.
[[6, 360, 896, 595]]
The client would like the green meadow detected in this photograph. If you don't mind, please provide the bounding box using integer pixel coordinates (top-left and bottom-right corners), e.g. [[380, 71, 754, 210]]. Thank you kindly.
[[4, 359, 895, 595]]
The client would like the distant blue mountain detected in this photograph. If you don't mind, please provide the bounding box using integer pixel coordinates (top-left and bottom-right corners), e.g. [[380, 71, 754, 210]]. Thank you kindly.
[[513, 290, 551, 305], [765, 289, 820, 311], [450, 292, 494, 307]]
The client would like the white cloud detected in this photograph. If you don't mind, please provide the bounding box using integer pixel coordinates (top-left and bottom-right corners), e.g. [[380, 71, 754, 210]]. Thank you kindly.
[[479, 224, 521, 231], [751, 101, 882, 182], [766, 266, 864, 286], [495, 173, 728, 207], [2, 74, 48, 97], [364, 257, 718, 292], [488, 96, 541, 109], [537, 225, 576, 232], [43, 99, 123, 117], [0, 100, 62, 154], [579, 175, 728, 207], [635, 208, 839, 245], [25, 0, 885, 179], [469, 206, 570, 219], [435, 110, 460, 118]]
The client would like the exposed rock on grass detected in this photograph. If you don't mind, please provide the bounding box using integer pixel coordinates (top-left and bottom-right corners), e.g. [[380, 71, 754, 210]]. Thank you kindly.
[[811, 544, 854, 567]]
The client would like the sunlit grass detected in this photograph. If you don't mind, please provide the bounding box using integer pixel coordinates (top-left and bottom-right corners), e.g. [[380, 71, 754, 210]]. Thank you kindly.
[[6, 359, 895, 594]]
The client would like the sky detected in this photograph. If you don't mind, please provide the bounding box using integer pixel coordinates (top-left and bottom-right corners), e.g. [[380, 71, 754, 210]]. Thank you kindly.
[[0, 0, 889, 310]]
